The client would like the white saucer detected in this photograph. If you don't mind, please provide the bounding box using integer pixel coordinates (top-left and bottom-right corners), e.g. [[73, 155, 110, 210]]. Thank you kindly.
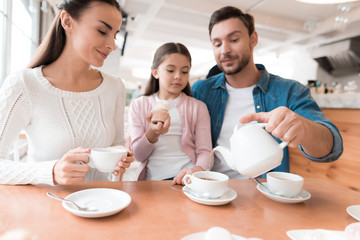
[[287, 229, 345, 240], [183, 186, 237, 206], [256, 182, 311, 204], [62, 188, 131, 218], [347, 205, 360, 221], [181, 232, 246, 240]]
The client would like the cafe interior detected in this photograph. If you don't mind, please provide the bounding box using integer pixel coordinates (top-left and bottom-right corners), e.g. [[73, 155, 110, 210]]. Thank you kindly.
[[1, 0, 360, 239]]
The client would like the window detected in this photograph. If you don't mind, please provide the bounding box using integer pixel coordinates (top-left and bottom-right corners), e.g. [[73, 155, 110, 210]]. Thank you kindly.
[[0, 0, 45, 85], [10, 0, 35, 73], [0, 0, 7, 82]]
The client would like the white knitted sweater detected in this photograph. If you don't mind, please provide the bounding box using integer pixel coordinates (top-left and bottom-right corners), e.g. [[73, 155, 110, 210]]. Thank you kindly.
[[0, 67, 125, 185]]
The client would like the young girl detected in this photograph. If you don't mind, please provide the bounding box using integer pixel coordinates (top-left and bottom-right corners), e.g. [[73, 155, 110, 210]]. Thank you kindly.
[[0, 0, 133, 185], [129, 42, 212, 185]]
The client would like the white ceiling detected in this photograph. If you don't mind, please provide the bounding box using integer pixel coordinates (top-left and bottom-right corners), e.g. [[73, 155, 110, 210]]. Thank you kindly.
[[48, 0, 360, 87]]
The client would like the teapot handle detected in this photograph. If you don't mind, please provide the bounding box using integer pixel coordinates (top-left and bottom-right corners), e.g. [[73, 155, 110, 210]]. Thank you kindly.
[[256, 123, 288, 149]]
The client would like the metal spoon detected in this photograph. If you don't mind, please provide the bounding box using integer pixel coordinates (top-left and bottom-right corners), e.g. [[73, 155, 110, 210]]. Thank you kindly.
[[46, 192, 98, 212], [169, 185, 211, 199], [253, 177, 270, 192]]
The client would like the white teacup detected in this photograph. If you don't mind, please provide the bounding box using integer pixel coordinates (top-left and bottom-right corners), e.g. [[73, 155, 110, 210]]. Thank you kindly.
[[267, 172, 304, 198], [88, 148, 127, 172], [183, 171, 229, 199]]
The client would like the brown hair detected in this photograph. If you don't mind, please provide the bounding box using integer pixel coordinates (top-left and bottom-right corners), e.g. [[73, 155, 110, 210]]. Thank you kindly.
[[144, 42, 192, 96], [208, 6, 255, 37], [28, 0, 121, 68]]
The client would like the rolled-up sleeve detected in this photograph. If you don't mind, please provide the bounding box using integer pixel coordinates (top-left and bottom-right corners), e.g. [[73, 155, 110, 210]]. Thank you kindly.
[[299, 121, 343, 162]]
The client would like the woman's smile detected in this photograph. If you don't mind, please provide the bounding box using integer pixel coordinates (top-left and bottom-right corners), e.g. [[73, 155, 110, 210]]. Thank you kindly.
[[97, 49, 109, 59]]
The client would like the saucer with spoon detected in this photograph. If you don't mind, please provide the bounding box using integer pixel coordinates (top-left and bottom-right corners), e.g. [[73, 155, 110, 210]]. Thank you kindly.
[[47, 192, 98, 211], [254, 173, 311, 204], [47, 188, 132, 218]]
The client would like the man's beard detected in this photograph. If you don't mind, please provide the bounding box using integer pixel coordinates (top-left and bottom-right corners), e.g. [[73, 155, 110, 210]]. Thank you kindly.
[[218, 53, 251, 75]]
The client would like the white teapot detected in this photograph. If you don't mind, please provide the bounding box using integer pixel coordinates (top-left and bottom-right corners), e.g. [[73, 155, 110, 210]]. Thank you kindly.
[[214, 122, 288, 178]]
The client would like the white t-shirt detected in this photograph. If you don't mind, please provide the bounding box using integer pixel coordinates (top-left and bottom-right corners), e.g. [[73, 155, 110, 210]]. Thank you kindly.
[[146, 94, 193, 180], [213, 83, 255, 179]]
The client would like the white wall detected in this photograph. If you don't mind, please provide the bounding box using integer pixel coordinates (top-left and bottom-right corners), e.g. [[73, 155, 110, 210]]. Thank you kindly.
[[254, 48, 318, 86], [255, 47, 360, 91]]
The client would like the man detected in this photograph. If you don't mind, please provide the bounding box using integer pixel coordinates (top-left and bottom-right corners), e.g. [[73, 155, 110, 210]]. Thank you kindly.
[[192, 6, 343, 179]]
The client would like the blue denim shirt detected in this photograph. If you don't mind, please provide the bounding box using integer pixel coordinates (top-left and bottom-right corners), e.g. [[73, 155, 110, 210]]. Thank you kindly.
[[192, 64, 343, 175]]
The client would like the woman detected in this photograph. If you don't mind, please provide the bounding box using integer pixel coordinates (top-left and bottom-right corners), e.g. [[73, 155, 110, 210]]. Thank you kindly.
[[0, 0, 133, 185], [129, 42, 212, 184]]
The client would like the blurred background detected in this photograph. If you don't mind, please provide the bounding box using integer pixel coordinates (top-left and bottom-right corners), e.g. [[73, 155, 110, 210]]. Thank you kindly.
[[1, 0, 360, 105]]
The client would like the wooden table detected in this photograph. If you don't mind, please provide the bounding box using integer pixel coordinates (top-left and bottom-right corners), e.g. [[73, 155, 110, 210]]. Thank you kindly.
[[0, 179, 359, 239]]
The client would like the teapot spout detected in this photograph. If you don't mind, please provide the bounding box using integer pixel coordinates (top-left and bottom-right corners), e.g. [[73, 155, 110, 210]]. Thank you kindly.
[[213, 146, 237, 171]]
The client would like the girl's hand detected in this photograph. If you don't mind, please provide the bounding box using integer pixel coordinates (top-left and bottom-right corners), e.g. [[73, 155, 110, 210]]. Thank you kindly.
[[172, 166, 205, 185], [145, 113, 170, 143], [53, 147, 91, 185], [113, 151, 134, 176]]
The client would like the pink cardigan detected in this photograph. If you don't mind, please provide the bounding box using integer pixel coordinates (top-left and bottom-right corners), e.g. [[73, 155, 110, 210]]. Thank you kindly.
[[129, 93, 212, 180]]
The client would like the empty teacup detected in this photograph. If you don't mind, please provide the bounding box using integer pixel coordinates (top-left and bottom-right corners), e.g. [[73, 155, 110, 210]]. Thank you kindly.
[[182, 171, 229, 199], [267, 172, 304, 198], [88, 148, 127, 172]]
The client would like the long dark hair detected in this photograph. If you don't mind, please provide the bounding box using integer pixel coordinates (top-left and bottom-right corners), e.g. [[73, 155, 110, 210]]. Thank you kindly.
[[28, 0, 121, 68], [208, 6, 255, 36], [144, 42, 192, 96]]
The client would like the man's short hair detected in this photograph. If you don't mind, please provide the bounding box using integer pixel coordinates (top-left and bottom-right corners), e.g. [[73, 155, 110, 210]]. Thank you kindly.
[[208, 6, 255, 36]]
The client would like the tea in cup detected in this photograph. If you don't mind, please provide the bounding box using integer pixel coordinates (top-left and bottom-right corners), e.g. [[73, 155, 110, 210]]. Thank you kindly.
[[267, 172, 304, 198], [88, 148, 127, 172], [182, 171, 229, 199]]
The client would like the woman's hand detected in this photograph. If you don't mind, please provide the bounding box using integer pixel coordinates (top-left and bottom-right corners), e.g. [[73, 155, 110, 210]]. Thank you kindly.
[[53, 147, 91, 185], [113, 151, 134, 176], [145, 113, 170, 143], [172, 166, 205, 185]]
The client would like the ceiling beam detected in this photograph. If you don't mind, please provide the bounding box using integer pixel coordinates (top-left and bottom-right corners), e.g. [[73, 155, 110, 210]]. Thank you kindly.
[[257, 4, 360, 54], [125, 0, 165, 50]]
